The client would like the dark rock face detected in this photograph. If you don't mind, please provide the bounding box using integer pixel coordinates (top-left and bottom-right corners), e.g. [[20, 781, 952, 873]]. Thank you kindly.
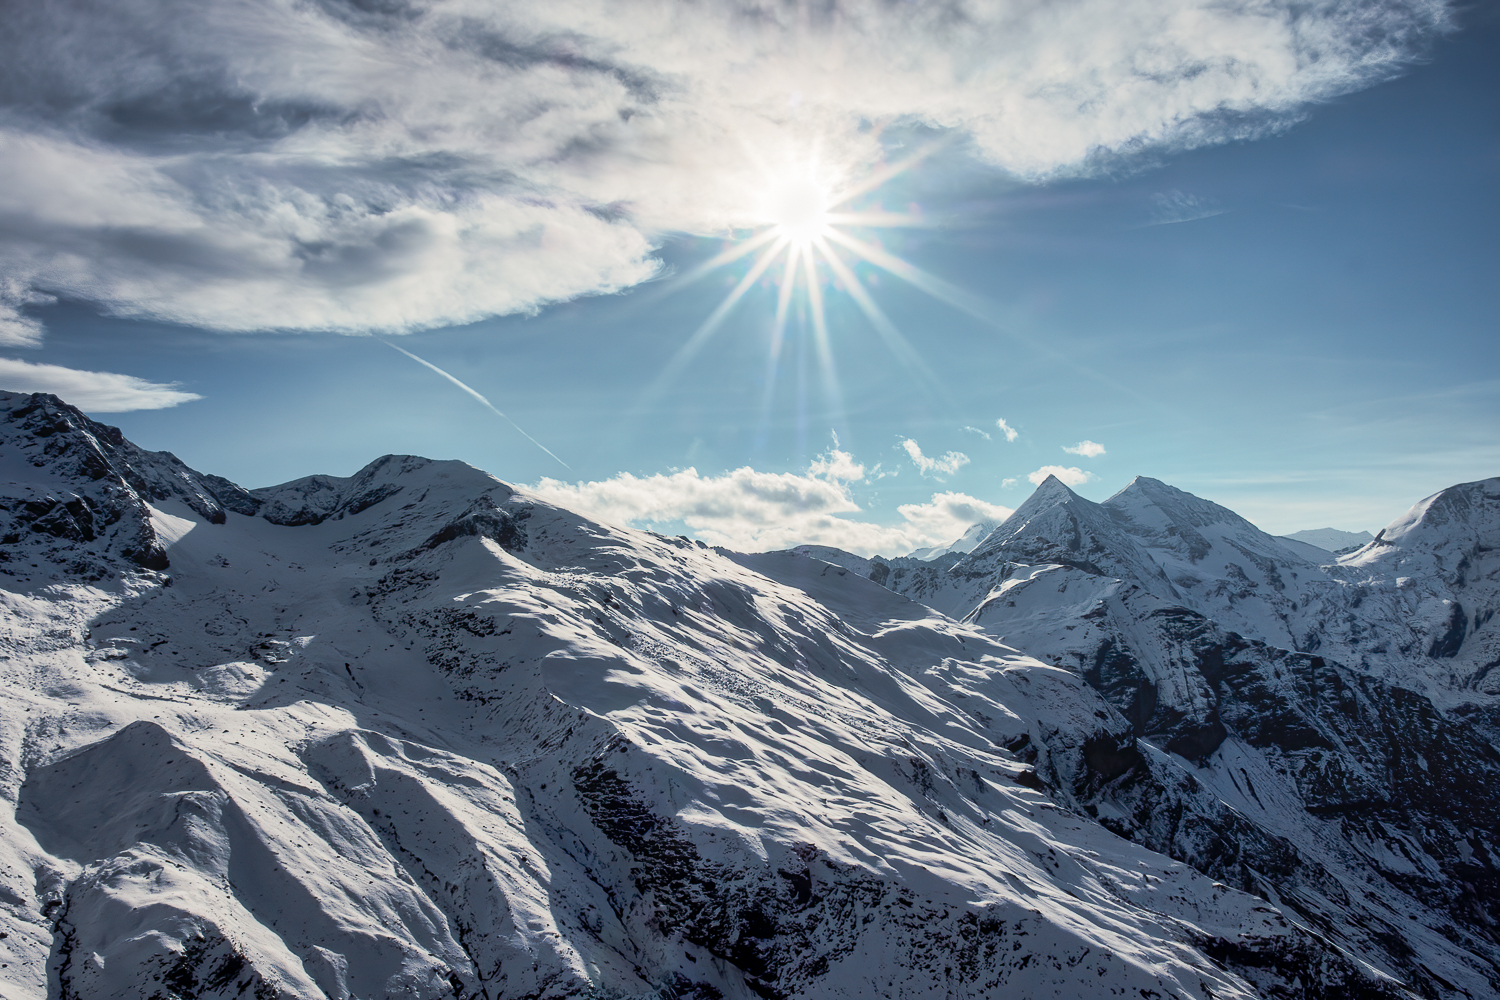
[[1428, 601, 1467, 657], [573, 743, 787, 1000], [0, 394, 437, 579], [0, 392, 261, 573], [418, 496, 529, 555], [3, 393, 256, 524]]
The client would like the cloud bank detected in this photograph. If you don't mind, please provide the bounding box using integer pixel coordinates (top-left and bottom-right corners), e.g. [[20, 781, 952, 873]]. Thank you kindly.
[[0, 0, 1448, 338], [0, 358, 201, 411], [530, 447, 1011, 555]]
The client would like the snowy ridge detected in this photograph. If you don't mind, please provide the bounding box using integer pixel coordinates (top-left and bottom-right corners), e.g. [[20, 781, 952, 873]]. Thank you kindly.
[[0, 392, 1412, 1000], [1317, 477, 1500, 721], [1, 391, 1497, 999]]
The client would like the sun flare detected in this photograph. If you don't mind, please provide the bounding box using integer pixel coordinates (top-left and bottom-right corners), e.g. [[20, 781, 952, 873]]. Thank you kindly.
[[643, 142, 971, 418], [763, 174, 834, 247]]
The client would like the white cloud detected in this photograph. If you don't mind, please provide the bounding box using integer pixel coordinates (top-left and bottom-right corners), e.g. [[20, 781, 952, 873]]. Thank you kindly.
[[902, 439, 969, 478], [896, 492, 1015, 542], [995, 418, 1020, 443], [0, 358, 202, 411], [807, 439, 866, 482], [1063, 440, 1106, 458], [1028, 465, 1094, 487], [529, 450, 1011, 556], [1002, 478, 1019, 489], [0, 0, 1447, 338], [962, 425, 991, 440]]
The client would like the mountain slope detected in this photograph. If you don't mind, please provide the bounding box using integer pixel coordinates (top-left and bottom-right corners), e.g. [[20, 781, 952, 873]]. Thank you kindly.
[[0, 392, 1430, 1000], [766, 471, 1500, 998]]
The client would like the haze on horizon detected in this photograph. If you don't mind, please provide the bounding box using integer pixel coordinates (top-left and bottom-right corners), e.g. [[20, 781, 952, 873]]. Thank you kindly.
[[0, 0, 1495, 554]]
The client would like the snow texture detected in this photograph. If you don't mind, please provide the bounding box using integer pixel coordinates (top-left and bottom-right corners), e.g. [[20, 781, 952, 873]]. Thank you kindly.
[[1, 393, 1497, 1000]]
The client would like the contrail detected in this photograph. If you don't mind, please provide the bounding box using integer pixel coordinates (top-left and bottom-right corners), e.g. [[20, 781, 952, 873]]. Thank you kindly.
[[380, 340, 571, 470]]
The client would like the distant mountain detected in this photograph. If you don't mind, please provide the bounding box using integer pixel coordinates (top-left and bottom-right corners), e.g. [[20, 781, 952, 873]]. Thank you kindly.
[[904, 518, 1002, 561], [1281, 527, 1375, 552], [3, 390, 1499, 1000]]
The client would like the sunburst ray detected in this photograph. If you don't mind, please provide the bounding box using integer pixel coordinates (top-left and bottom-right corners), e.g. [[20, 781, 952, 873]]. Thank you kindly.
[[810, 237, 942, 393]]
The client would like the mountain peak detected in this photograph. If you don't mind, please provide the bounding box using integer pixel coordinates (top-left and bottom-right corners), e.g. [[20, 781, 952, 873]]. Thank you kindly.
[[1341, 476, 1500, 578], [1031, 473, 1079, 500], [954, 472, 1176, 590]]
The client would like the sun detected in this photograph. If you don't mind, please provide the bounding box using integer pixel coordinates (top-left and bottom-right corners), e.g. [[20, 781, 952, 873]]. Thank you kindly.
[[762, 174, 834, 248], [639, 140, 978, 416]]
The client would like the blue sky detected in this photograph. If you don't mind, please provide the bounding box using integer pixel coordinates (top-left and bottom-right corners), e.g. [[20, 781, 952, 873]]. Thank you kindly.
[[1, 0, 1495, 553]]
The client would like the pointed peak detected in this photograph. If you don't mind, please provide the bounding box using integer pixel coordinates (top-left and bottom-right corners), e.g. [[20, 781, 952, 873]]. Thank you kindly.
[[990, 473, 1088, 528], [996, 474, 1093, 525], [1104, 475, 1252, 529], [1031, 473, 1080, 499]]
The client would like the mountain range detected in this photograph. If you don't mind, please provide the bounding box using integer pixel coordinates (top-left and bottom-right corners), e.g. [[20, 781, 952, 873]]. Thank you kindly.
[[1, 389, 1496, 1000]]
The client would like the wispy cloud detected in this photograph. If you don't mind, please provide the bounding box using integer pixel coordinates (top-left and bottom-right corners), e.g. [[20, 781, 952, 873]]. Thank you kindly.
[[1002, 478, 1019, 489], [529, 446, 1010, 556], [0, 0, 1448, 339], [962, 425, 992, 440], [1028, 465, 1093, 487], [902, 439, 970, 478], [0, 357, 201, 411], [1063, 440, 1106, 458], [0, 279, 52, 348], [1148, 190, 1226, 226], [995, 418, 1019, 443]]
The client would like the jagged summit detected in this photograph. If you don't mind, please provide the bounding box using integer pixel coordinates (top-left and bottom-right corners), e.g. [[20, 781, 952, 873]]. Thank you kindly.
[[0, 390, 256, 524], [958, 473, 1176, 597], [250, 454, 507, 526]]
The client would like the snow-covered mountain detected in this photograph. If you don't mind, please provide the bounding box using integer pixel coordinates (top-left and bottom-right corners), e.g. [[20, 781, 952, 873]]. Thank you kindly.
[[904, 519, 1002, 562], [775, 473, 1500, 997], [2, 391, 1497, 999]]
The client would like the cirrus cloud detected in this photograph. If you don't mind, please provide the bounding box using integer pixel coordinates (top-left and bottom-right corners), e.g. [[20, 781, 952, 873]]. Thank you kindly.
[[0, 0, 1449, 339]]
